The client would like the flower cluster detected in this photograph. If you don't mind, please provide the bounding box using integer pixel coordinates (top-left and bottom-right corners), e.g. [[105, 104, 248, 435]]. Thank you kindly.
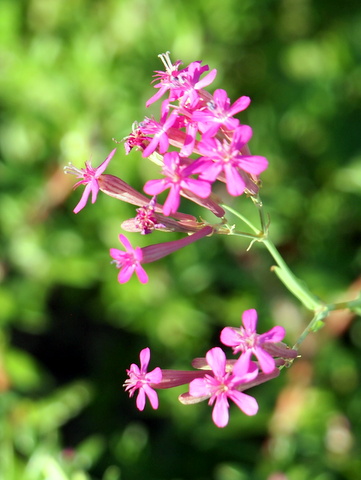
[[64, 52, 269, 285], [64, 53, 296, 428], [124, 309, 296, 428], [126, 51, 268, 211]]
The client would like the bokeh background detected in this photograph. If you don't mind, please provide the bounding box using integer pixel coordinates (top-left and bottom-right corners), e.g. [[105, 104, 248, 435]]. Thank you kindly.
[[1, 0, 361, 479]]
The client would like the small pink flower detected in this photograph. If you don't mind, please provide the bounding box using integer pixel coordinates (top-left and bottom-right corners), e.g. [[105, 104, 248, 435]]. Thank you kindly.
[[110, 234, 148, 284], [196, 126, 268, 196], [146, 52, 216, 109], [146, 52, 184, 107], [64, 149, 116, 213], [128, 197, 166, 235], [174, 61, 217, 108], [140, 111, 178, 158], [123, 123, 150, 154], [220, 309, 286, 374], [189, 347, 259, 428], [144, 151, 211, 216], [124, 348, 162, 411], [192, 89, 251, 137], [110, 226, 213, 284]]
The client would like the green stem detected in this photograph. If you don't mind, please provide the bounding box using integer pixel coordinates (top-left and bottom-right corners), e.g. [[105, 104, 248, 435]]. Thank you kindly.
[[292, 296, 361, 350], [223, 202, 325, 311], [262, 238, 325, 311], [292, 309, 329, 350], [327, 296, 361, 312], [221, 204, 259, 234], [222, 199, 359, 350]]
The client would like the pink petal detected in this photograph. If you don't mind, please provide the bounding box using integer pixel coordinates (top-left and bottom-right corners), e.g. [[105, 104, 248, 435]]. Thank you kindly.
[[136, 389, 146, 411], [189, 378, 209, 397], [157, 133, 170, 154], [139, 348, 150, 371], [228, 96, 251, 116], [232, 351, 257, 381], [163, 185, 181, 215], [144, 179, 168, 196], [212, 395, 229, 428], [118, 265, 135, 283], [232, 125, 253, 146], [199, 162, 223, 182], [224, 164, 246, 196], [96, 148, 117, 175], [147, 366, 163, 384], [242, 309, 258, 332], [258, 325, 286, 344], [253, 347, 276, 374], [143, 384, 159, 409], [206, 347, 226, 378], [90, 181, 100, 204], [182, 178, 211, 199], [237, 155, 269, 175], [142, 137, 159, 157], [220, 327, 242, 348], [109, 248, 122, 260], [195, 68, 217, 89], [135, 264, 149, 284], [73, 183, 92, 214], [212, 89, 229, 108], [119, 234, 134, 252], [146, 86, 169, 107], [229, 390, 258, 416]]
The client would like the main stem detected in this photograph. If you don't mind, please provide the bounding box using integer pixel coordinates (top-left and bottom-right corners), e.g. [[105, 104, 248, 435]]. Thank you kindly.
[[222, 203, 325, 312], [222, 200, 360, 349], [261, 238, 325, 312]]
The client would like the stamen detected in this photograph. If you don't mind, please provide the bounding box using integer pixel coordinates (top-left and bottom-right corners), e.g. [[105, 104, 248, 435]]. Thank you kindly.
[[158, 51, 174, 75], [63, 163, 82, 176]]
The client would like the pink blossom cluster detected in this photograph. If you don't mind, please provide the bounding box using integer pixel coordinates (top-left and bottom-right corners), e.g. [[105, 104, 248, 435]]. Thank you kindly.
[[124, 309, 295, 428], [64, 54, 296, 428], [125, 51, 268, 214], [64, 52, 269, 285]]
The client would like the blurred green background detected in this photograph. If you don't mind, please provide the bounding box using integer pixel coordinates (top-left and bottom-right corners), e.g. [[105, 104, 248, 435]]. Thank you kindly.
[[1, 0, 361, 479]]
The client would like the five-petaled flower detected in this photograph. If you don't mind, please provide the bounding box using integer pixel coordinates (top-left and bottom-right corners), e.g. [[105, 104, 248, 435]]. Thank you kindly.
[[196, 126, 268, 196], [192, 89, 251, 138], [144, 151, 211, 216], [220, 309, 286, 374], [124, 348, 162, 411], [110, 234, 148, 284], [64, 148, 116, 213], [189, 347, 259, 428], [110, 226, 213, 284]]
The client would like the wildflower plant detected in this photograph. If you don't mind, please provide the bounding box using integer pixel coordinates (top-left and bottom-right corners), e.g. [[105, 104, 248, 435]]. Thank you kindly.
[[65, 52, 361, 428]]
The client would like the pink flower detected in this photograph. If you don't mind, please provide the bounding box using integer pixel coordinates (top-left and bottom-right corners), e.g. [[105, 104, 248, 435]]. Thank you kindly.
[[196, 125, 268, 196], [220, 309, 286, 374], [146, 52, 216, 109], [146, 52, 184, 107], [189, 347, 259, 428], [64, 149, 116, 213], [127, 197, 166, 235], [110, 234, 148, 284], [144, 151, 211, 216], [192, 89, 251, 137], [140, 111, 178, 158], [124, 348, 162, 411], [110, 226, 213, 284], [173, 60, 217, 108], [123, 123, 151, 154]]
